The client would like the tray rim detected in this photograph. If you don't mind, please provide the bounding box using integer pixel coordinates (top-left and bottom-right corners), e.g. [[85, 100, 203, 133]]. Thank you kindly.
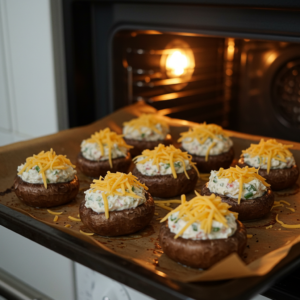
[[1, 202, 300, 300]]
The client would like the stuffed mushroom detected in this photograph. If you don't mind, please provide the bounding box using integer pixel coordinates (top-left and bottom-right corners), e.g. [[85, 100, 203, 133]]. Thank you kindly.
[[14, 149, 79, 208], [132, 144, 199, 198], [123, 114, 172, 157], [79, 172, 155, 236], [238, 139, 299, 190], [178, 123, 234, 173], [159, 192, 247, 269], [77, 128, 132, 178], [201, 165, 274, 221]]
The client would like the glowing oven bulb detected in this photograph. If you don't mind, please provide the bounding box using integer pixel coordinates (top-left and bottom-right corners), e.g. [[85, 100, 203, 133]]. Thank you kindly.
[[160, 39, 195, 91], [166, 50, 189, 76]]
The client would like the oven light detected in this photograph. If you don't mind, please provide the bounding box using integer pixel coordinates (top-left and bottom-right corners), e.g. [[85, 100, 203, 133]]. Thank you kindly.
[[160, 39, 195, 91], [166, 50, 189, 76]]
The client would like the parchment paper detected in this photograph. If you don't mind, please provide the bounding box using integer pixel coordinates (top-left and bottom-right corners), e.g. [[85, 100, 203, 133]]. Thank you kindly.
[[1, 101, 300, 282]]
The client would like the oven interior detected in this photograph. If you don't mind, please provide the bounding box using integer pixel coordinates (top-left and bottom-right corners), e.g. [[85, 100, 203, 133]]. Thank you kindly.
[[112, 30, 300, 142]]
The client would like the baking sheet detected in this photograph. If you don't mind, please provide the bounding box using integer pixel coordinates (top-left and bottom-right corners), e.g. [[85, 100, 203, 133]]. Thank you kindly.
[[1, 101, 300, 283]]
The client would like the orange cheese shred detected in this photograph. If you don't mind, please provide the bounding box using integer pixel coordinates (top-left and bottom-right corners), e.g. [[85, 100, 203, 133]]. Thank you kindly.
[[47, 209, 63, 215], [160, 192, 238, 239], [83, 128, 132, 168], [242, 139, 294, 174], [68, 216, 81, 222], [216, 166, 270, 204], [133, 144, 199, 179], [123, 114, 169, 135], [80, 230, 94, 236], [276, 214, 300, 229], [178, 123, 229, 161], [18, 149, 75, 189], [89, 172, 148, 219]]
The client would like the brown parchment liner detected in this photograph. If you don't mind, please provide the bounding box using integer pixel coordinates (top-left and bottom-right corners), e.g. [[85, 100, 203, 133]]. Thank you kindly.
[[1, 101, 300, 283]]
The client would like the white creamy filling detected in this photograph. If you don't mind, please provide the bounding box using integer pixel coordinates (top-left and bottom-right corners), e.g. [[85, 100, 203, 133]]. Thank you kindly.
[[123, 123, 168, 141], [17, 164, 76, 184], [84, 185, 146, 213], [81, 141, 127, 161], [135, 157, 191, 176], [182, 135, 233, 156], [243, 154, 295, 169], [168, 212, 237, 240], [207, 171, 267, 200]]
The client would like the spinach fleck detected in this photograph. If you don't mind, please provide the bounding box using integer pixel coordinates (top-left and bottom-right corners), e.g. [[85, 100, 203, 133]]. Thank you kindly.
[[192, 224, 198, 231], [244, 192, 253, 199], [170, 215, 177, 222], [247, 184, 257, 192], [174, 162, 181, 168], [212, 227, 220, 232]]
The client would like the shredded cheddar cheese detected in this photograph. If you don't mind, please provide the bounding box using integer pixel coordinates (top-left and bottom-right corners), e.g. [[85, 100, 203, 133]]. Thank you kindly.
[[161, 192, 237, 239], [178, 123, 229, 161], [216, 166, 270, 204], [65, 224, 71, 228], [276, 214, 300, 229], [80, 230, 94, 236], [68, 216, 81, 222], [271, 204, 284, 210], [47, 209, 63, 215], [279, 200, 290, 206], [18, 149, 75, 189], [154, 199, 181, 211], [242, 139, 293, 174], [266, 225, 273, 229], [53, 215, 58, 222], [272, 200, 291, 211], [247, 234, 253, 238], [89, 172, 148, 219], [286, 207, 295, 212], [123, 114, 169, 135], [83, 128, 132, 168], [133, 144, 199, 179]]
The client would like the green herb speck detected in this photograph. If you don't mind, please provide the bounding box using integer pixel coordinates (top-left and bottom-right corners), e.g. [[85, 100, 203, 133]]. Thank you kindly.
[[212, 227, 220, 232], [244, 192, 253, 199], [35, 166, 40, 172], [247, 184, 257, 192], [170, 215, 177, 222], [192, 224, 198, 231], [174, 162, 181, 168]]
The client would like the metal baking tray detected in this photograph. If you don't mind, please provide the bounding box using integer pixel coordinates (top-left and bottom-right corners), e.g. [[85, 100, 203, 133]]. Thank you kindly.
[[1, 202, 300, 300], [1, 104, 300, 300]]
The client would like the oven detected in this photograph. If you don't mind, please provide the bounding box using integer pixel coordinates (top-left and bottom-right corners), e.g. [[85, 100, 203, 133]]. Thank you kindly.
[[60, 1, 300, 299], [64, 1, 300, 144]]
